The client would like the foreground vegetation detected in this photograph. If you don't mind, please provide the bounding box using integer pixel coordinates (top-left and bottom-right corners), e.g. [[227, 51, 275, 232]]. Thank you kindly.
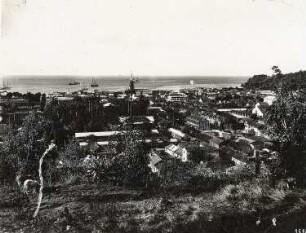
[[1, 179, 306, 233]]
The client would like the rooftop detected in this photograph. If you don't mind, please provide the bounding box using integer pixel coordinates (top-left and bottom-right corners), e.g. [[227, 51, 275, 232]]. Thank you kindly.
[[217, 108, 247, 112], [75, 131, 122, 138], [169, 128, 186, 138]]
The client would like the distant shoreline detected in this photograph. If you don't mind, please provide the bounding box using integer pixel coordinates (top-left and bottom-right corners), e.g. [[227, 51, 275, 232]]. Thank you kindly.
[[0, 76, 249, 94], [3, 75, 250, 79]]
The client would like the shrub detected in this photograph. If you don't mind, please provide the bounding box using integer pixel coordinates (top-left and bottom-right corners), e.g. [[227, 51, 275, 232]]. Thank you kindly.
[[63, 171, 82, 185], [212, 179, 292, 216], [0, 145, 17, 182]]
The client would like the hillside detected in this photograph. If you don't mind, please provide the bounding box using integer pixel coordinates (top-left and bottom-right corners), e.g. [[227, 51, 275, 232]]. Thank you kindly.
[[1, 182, 306, 233], [242, 70, 306, 90]]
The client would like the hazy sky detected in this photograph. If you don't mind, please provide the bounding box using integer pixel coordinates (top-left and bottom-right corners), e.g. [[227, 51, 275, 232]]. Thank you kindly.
[[1, 0, 305, 76]]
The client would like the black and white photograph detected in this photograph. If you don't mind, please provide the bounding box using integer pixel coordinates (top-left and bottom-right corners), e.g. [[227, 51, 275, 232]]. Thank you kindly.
[[0, 0, 306, 232]]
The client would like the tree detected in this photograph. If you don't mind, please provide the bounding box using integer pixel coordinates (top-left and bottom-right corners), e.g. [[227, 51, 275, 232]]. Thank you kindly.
[[59, 138, 82, 168], [159, 159, 193, 191], [44, 100, 74, 146], [40, 93, 46, 111], [116, 130, 151, 187], [189, 146, 213, 164], [4, 112, 53, 177], [271, 65, 282, 77], [0, 141, 17, 181], [87, 129, 152, 187], [265, 87, 306, 185]]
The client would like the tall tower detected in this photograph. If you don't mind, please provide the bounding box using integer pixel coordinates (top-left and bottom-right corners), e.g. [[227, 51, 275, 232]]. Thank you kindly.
[[127, 72, 139, 116], [129, 72, 138, 95]]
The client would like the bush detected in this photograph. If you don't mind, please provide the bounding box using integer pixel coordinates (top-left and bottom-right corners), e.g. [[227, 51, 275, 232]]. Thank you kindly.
[[184, 163, 256, 193], [62, 170, 82, 185], [0, 146, 17, 182], [212, 179, 292, 216]]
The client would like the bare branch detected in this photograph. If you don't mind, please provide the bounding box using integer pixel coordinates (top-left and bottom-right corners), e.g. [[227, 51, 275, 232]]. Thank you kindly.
[[33, 142, 56, 218]]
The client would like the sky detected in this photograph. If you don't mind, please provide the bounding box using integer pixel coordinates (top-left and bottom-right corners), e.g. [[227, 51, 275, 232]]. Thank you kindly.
[[0, 0, 305, 76]]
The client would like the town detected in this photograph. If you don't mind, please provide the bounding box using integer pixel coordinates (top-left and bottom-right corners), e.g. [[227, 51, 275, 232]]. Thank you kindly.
[[0, 70, 305, 232], [0, 75, 277, 175]]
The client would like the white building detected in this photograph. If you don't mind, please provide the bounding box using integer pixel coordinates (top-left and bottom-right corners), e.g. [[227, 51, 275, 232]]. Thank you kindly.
[[264, 95, 276, 106], [166, 92, 188, 102], [168, 128, 186, 140], [252, 103, 264, 118], [148, 151, 162, 173], [165, 144, 189, 162]]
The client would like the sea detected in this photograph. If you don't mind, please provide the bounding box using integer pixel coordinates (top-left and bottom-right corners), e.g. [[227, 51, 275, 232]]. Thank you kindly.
[[1, 76, 250, 94]]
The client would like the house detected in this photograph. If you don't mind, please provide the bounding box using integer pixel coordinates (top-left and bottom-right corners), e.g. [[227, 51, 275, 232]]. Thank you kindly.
[[103, 102, 115, 107], [219, 135, 265, 164], [120, 115, 154, 124], [119, 115, 155, 131], [234, 137, 255, 155], [99, 94, 108, 101], [258, 90, 277, 106], [243, 120, 267, 138], [148, 150, 162, 174], [252, 103, 264, 118], [166, 92, 188, 102], [186, 113, 221, 131], [208, 136, 224, 149], [197, 131, 224, 149], [165, 144, 189, 162], [217, 108, 247, 114], [75, 131, 123, 143], [231, 157, 247, 166], [147, 106, 165, 116], [75, 129, 161, 149], [264, 95, 276, 106], [168, 128, 186, 141], [134, 88, 152, 97], [207, 92, 218, 101], [79, 141, 110, 148], [47, 91, 65, 98], [186, 115, 210, 130], [202, 130, 231, 140], [217, 108, 248, 119], [219, 144, 249, 164], [56, 96, 75, 102]]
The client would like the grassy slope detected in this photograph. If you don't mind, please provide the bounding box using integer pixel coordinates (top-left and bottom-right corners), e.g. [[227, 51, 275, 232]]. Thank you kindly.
[[0, 183, 306, 233]]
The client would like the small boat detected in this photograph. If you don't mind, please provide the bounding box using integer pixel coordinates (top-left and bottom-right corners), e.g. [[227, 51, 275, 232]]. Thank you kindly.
[[69, 80, 80, 85], [190, 80, 195, 85], [91, 78, 99, 87]]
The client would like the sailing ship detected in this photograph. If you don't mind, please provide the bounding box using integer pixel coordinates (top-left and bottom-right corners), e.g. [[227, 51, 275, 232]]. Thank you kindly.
[[69, 80, 80, 85], [90, 78, 99, 87], [0, 79, 10, 90], [190, 80, 195, 85], [79, 82, 88, 92]]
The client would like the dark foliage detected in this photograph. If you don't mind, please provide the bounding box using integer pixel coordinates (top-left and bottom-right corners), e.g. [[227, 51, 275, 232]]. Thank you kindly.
[[242, 70, 306, 91]]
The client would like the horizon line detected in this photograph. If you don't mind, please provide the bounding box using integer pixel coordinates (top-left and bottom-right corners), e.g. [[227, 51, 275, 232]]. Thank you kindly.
[[3, 74, 252, 78]]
